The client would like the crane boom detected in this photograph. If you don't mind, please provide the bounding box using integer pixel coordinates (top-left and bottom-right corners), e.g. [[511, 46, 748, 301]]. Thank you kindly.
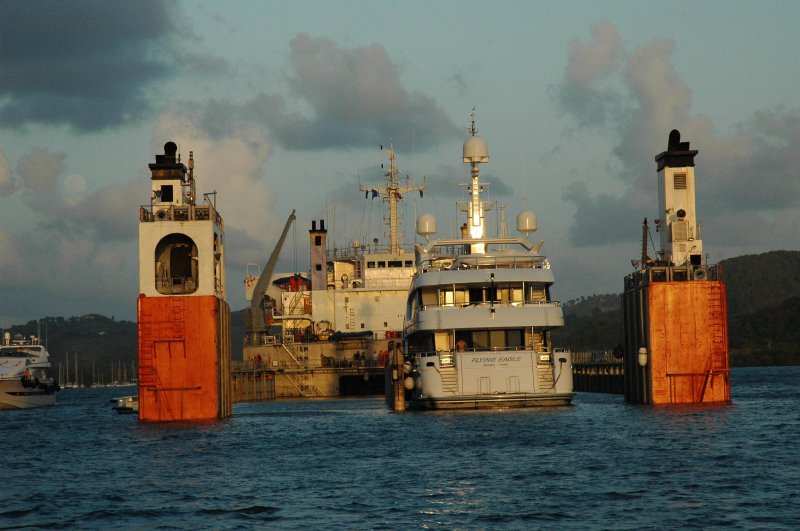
[[247, 210, 296, 335]]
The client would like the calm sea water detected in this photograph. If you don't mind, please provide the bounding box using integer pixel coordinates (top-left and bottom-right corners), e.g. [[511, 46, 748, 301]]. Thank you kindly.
[[2, 366, 799, 530]]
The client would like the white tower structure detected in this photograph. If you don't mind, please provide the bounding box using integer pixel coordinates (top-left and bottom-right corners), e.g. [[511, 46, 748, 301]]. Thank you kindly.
[[654, 129, 703, 267], [461, 110, 491, 255]]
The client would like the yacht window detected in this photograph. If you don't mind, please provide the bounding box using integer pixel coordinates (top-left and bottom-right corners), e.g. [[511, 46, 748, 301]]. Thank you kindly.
[[454, 289, 467, 306], [506, 329, 524, 348], [439, 289, 454, 307], [511, 288, 524, 304], [378, 261, 386, 267], [404, 261, 413, 267], [469, 287, 483, 305], [472, 331, 489, 349], [388, 260, 402, 267], [490, 330, 505, 349], [367, 261, 376, 268], [420, 288, 437, 306]]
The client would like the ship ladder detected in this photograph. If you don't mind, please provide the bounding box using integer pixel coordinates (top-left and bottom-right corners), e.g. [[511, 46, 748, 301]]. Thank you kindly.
[[438, 365, 459, 394], [537, 361, 555, 391], [281, 343, 305, 368], [283, 373, 321, 397], [697, 283, 729, 402]]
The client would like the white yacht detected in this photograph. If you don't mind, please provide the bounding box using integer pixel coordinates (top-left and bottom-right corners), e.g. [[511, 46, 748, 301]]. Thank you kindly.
[[0, 333, 59, 409], [402, 115, 573, 409]]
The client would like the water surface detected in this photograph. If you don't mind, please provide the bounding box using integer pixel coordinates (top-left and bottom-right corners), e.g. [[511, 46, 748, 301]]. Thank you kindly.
[[2, 366, 799, 529]]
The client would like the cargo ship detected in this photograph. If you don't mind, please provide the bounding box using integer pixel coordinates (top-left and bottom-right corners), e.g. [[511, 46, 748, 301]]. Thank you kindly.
[[397, 114, 574, 410], [243, 144, 423, 397]]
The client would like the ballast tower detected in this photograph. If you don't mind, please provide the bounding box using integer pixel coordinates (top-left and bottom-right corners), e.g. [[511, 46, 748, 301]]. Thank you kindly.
[[137, 142, 232, 421], [622, 130, 730, 405]]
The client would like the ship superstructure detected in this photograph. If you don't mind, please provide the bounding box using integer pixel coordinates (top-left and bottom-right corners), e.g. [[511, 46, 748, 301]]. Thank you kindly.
[[622, 130, 729, 404], [398, 115, 573, 410], [137, 142, 232, 421], [243, 145, 423, 397]]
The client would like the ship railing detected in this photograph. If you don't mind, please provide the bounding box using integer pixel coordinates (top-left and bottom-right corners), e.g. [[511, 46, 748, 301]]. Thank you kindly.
[[330, 276, 412, 290], [571, 350, 619, 365], [417, 255, 551, 273], [416, 346, 547, 357], [418, 300, 561, 311], [327, 243, 416, 260], [627, 263, 722, 285], [139, 203, 223, 229]]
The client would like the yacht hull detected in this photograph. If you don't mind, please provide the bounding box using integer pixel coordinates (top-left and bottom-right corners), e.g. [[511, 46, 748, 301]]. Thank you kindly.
[[0, 379, 57, 409], [408, 392, 573, 411]]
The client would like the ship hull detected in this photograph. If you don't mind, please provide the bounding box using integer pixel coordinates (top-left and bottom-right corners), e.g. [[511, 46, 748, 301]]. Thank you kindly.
[[138, 295, 232, 422], [408, 392, 573, 410], [0, 379, 57, 409]]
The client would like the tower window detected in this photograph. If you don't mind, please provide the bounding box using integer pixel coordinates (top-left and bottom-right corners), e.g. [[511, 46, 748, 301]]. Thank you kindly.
[[674, 173, 687, 190], [314, 235, 322, 246], [315, 264, 322, 271], [154, 233, 198, 295], [160, 184, 174, 202]]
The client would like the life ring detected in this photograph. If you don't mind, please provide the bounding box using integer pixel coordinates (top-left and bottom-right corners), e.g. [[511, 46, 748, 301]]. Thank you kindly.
[[341, 273, 349, 282]]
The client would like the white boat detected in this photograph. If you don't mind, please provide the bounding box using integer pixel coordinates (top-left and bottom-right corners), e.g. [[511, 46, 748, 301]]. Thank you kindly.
[[111, 395, 138, 414], [0, 333, 60, 409], [401, 114, 574, 410]]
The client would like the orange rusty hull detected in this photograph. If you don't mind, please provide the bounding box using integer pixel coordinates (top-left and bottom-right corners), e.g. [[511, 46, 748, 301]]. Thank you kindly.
[[137, 295, 232, 421], [624, 280, 730, 405]]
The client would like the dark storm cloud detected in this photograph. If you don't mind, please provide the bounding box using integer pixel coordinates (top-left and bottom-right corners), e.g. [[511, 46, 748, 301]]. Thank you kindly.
[[0, 0, 179, 131], [244, 33, 461, 151], [554, 22, 800, 247]]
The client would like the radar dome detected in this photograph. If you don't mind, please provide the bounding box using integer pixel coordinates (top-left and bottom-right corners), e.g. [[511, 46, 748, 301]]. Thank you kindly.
[[416, 213, 437, 238], [517, 210, 538, 235], [463, 136, 489, 163]]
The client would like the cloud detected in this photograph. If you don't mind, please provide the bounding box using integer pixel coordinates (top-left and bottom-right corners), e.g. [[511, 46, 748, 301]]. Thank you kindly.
[[243, 33, 461, 151], [0, 0, 181, 131], [151, 110, 275, 243], [0, 150, 17, 196], [557, 21, 624, 127], [554, 22, 800, 250]]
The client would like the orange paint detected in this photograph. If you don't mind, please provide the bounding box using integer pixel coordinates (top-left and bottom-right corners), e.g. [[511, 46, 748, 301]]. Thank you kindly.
[[645, 280, 730, 404], [138, 295, 232, 421]]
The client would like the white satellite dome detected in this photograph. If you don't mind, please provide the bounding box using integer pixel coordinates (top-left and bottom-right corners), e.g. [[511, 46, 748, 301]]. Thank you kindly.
[[463, 135, 489, 163], [517, 210, 538, 235], [416, 213, 437, 237]]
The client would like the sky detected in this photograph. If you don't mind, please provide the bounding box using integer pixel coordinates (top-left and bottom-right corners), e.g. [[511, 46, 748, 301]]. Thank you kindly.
[[2, 0, 799, 326]]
